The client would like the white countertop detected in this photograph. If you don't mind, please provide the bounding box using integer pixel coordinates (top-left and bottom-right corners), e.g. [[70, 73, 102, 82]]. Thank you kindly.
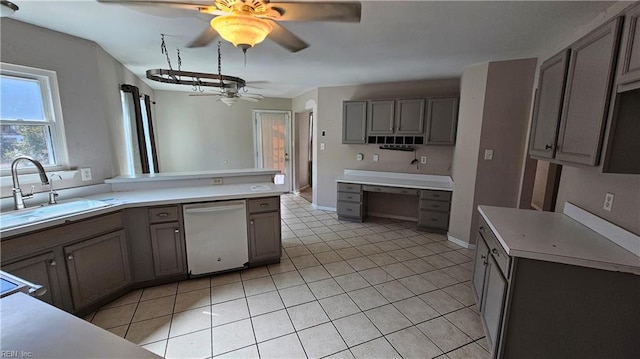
[[105, 168, 280, 183], [336, 170, 453, 191], [478, 205, 640, 275], [1, 182, 286, 238], [1, 292, 161, 358]]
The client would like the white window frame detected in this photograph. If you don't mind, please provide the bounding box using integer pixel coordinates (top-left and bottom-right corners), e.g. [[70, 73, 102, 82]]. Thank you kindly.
[[0, 62, 69, 176]]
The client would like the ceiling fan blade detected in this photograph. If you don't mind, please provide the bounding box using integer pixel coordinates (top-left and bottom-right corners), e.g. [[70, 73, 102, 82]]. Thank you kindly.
[[97, 0, 219, 13], [271, 1, 361, 22], [266, 20, 309, 53], [188, 93, 221, 97], [186, 26, 219, 48], [239, 96, 261, 102]]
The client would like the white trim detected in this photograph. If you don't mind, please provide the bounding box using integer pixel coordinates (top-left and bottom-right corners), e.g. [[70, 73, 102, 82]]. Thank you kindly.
[[253, 110, 293, 193], [313, 204, 336, 212], [368, 212, 417, 222], [563, 202, 640, 258], [447, 233, 475, 249]]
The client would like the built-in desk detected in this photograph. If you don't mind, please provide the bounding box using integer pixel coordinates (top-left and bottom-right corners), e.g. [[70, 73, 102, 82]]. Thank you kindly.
[[335, 170, 453, 232]]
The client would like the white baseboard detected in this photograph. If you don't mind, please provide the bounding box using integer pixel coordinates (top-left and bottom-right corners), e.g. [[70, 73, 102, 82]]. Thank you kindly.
[[447, 233, 476, 249]]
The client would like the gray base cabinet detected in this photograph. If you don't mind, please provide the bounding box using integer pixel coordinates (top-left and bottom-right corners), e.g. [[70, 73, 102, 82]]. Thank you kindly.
[[417, 190, 451, 232], [337, 183, 365, 222], [64, 230, 132, 311], [3, 252, 64, 308], [150, 223, 185, 277], [247, 197, 282, 265]]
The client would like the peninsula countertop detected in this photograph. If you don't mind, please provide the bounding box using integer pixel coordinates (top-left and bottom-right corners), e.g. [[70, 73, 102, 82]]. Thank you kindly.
[[478, 205, 640, 275], [336, 170, 453, 191]]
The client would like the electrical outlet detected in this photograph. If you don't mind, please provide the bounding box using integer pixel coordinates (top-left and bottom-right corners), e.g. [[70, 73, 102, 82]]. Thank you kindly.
[[320, 143, 325, 150], [356, 153, 363, 161], [421, 156, 427, 164], [212, 177, 223, 185], [603, 192, 614, 211], [373, 154, 379, 162], [484, 149, 494, 160], [80, 168, 92, 181]]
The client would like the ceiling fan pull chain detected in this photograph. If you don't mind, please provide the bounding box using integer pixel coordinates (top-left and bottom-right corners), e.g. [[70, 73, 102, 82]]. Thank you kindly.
[[177, 49, 182, 72]]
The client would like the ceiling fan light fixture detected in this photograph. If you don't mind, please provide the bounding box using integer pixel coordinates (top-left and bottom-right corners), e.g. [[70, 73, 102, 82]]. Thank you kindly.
[[211, 14, 273, 49], [0, 0, 19, 17]]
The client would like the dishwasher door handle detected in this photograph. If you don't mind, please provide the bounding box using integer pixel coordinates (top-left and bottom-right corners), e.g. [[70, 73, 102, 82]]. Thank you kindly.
[[184, 204, 245, 214]]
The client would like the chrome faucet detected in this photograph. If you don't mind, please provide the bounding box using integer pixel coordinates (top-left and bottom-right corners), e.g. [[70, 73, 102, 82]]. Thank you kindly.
[[48, 174, 62, 205], [11, 156, 50, 210]]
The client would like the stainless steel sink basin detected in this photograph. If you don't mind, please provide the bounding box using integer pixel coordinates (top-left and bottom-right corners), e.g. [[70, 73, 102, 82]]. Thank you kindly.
[[0, 199, 113, 230]]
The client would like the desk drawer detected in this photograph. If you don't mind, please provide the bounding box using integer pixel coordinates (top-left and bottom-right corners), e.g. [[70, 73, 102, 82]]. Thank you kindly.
[[338, 192, 362, 203], [338, 183, 362, 193], [248, 197, 280, 213], [418, 210, 449, 229], [148, 206, 179, 224], [479, 216, 510, 276], [337, 201, 362, 217], [420, 190, 451, 202], [420, 199, 451, 212], [363, 185, 418, 196]]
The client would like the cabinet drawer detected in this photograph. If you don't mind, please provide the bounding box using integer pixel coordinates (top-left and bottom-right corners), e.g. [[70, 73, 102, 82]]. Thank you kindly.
[[148, 206, 180, 223], [420, 190, 452, 202], [248, 197, 280, 213], [420, 199, 451, 212], [363, 185, 418, 196], [418, 211, 449, 229], [337, 201, 362, 217], [479, 217, 510, 276], [338, 192, 362, 203], [338, 183, 362, 193]]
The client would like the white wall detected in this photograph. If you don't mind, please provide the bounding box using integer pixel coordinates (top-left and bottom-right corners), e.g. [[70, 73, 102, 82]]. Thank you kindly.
[[153, 91, 291, 172], [0, 19, 152, 197], [313, 79, 460, 209]]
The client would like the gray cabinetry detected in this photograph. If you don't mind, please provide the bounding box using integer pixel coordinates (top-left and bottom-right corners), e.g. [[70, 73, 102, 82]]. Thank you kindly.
[[64, 230, 132, 310], [617, 3, 640, 84], [342, 101, 367, 144], [3, 252, 64, 308], [529, 50, 570, 159], [480, 254, 507, 351], [471, 237, 489, 309], [556, 17, 622, 165], [150, 223, 185, 277], [395, 99, 425, 135], [426, 98, 459, 145], [367, 100, 395, 136], [337, 183, 365, 222], [417, 190, 451, 232], [247, 197, 282, 265]]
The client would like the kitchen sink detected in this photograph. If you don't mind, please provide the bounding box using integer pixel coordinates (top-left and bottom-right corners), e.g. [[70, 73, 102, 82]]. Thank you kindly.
[[0, 199, 113, 230]]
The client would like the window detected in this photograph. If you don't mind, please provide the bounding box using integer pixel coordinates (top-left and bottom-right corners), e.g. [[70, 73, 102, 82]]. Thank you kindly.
[[0, 63, 67, 174], [120, 84, 158, 175]]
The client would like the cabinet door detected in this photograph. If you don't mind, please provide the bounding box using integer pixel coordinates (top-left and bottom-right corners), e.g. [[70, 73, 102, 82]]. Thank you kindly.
[[3, 252, 63, 308], [342, 101, 367, 144], [480, 255, 507, 352], [248, 212, 281, 263], [65, 230, 132, 310], [529, 50, 570, 159], [395, 99, 425, 135], [426, 98, 459, 145], [367, 100, 395, 136], [150, 222, 186, 277], [618, 3, 640, 84], [556, 18, 622, 165], [471, 237, 489, 310]]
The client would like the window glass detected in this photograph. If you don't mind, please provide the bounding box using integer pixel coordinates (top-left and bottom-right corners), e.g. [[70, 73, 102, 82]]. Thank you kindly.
[[0, 75, 46, 121]]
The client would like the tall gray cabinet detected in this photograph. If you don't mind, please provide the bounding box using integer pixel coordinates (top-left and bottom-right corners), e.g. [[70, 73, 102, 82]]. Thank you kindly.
[[342, 101, 367, 144]]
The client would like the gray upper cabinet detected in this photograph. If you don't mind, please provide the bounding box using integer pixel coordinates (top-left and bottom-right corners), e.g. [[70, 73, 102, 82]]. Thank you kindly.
[[529, 50, 570, 159], [617, 3, 640, 84], [395, 99, 425, 135], [342, 101, 367, 144], [556, 17, 622, 165], [64, 230, 132, 310], [426, 98, 459, 145], [367, 100, 395, 136]]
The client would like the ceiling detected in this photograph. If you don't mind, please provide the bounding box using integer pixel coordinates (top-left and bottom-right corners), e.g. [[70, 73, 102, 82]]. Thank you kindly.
[[7, 1, 614, 98]]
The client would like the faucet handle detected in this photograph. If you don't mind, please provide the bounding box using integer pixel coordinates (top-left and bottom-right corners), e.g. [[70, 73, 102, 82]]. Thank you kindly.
[[24, 185, 36, 199]]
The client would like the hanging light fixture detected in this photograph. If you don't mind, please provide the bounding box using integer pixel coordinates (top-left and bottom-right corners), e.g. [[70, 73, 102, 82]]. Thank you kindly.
[[0, 0, 19, 17], [210, 13, 273, 53]]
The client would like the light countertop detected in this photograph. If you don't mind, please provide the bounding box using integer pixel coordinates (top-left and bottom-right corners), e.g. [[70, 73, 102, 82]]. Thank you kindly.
[[336, 170, 453, 191], [1, 182, 286, 238], [478, 205, 640, 275], [0, 292, 161, 358], [105, 168, 280, 183]]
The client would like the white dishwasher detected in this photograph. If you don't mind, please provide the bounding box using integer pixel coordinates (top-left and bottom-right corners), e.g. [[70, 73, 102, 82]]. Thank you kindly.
[[183, 200, 248, 275]]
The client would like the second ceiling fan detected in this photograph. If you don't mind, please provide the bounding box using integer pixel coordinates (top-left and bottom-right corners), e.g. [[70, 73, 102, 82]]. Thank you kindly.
[[99, 0, 362, 53]]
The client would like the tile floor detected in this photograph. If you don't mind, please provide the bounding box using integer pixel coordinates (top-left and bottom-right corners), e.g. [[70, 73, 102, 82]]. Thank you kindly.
[[85, 194, 489, 359]]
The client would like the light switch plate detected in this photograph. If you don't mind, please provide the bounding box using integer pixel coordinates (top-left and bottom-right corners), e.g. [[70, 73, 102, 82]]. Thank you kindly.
[[421, 156, 427, 164], [212, 178, 223, 185], [80, 168, 92, 181], [484, 149, 494, 160], [320, 143, 325, 151], [356, 153, 363, 161], [603, 192, 614, 211], [373, 154, 379, 162]]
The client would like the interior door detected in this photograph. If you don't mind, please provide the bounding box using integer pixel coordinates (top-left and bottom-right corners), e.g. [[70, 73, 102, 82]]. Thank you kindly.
[[255, 111, 292, 192]]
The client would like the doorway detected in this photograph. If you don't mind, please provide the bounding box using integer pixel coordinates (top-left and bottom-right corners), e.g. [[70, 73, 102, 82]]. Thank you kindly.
[[254, 110, 292, 192], [294, 111, 313, 203]]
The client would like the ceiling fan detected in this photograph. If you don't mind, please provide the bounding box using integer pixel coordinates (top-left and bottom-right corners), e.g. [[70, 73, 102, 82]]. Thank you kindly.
[[190, 82, 264, 107], [98, 0, 362, 53]]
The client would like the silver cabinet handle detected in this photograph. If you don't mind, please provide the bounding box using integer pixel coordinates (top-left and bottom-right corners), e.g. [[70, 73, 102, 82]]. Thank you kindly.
[[50, 260, 57, 266], [174, 229, 179, 233], [492, 248, 499, 256], [481, 255, 487, 265], [259, 203, 269, 208], [545, 144, 553, 150], [250, 220, 254, 225], [67, 255, 74, 261], [157, 212, 170, 217]]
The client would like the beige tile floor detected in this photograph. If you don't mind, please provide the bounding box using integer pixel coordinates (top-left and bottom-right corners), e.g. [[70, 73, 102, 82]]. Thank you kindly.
[[86, 194, 489, 359]]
